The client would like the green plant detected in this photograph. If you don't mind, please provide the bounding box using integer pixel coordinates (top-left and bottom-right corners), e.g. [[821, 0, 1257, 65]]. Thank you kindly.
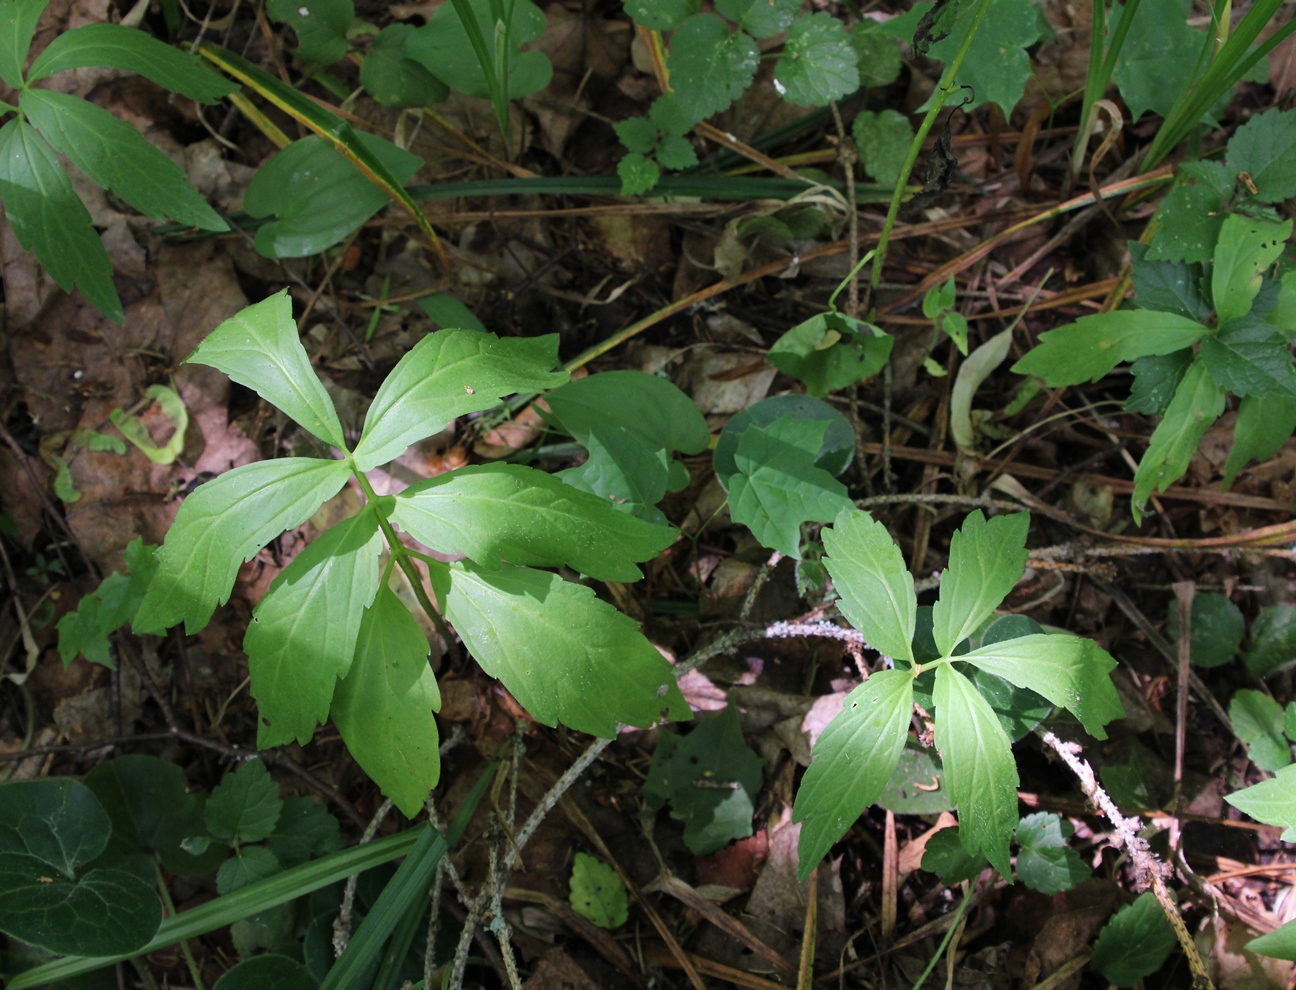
[[569, 853, 628, 929], [0, 0, 234, 322]]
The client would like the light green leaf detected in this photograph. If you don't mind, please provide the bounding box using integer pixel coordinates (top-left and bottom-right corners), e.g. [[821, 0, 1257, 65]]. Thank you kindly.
[[267, 0, 353, 64], [852, 109, 913, 187], [569, 853, 628, 929], [960, 633, 1123, 739], [666, 14, 759, 121], [20, 89, 225, 231], [926, 0, 1040, 113], [931, 511, 1029, 657], [188, 291, 346, 450], [1246, 604, 1296, 678], [950, 327, 1013, 451], [133, 458, 353, 635], [656, 134, 697, 171], [405, 0, 552, 100], [1011, 311, 1210, 385], [1110, 0, 1203, 121], [767, 312, 893, 397], [1212, 214, 1292, 325], [1226, 763, 1296, 839], [543, 370, 711, 455], [774, 13, 858, 107], [933, 663, 1017, 877], [618, 152, 661, 195], [1269, 271, 1296, 336], [0, 118, 121, 322], [110, 384, 188, 465], [27, 23, 236, 102], [1230, 689, 1291, 772], [728, 416, 854, 558], [246, 508, 383, 747], [392, 463, 675, 581], [1132, 359, 1225, 520], [716, 0, 799, 38], [205, 759, 283, 843], [354, 329, 566, 471], [0, 0, 48, 88], [360, 24, 448, 108], [1226, 107, 1296, 203], [1089, 891, 1176, 987], [558, 424, 672, 518], [1249, 918, 1296, 961], [1015, 812, 1089, 894], [57, 538, 156, 669], [332, 586, 441, 816], [793, 669, 913, 880], [1146, 184, 1224, 264], [821, 508, 916, 664], [439, 561, 689, 737]]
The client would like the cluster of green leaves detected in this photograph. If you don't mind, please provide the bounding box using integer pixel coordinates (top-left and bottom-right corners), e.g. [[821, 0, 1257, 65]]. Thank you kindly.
[[1230, 689, 1296, 773], [1164, 590, 1296, 679], [921, 810, 1089, 893], [922, 275, 969, 356], [1225, 770, 1296, 961], [792, 508, 1123, 879], [0, 0, 234, 322]]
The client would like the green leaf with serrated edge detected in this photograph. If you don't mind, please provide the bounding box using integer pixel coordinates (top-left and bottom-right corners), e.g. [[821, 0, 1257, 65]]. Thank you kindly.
[[931, 511, 1028, 657], [58, 538, 157, 669], [0, 118, 121, 322], [1247, 604, 1296, 677], [1011, 311, 1210, 386], [728, 416, 854, 558], [618, 152, 660, 195], [558, 425, 672, 516], [570, 853, 628, 929], [392, 463, 675, 581], [406, 0, 551, 100], [246, 508, 383, 747], [21, 90, 225, 231], [1089, 891, 1176, 987], [265, 797, 341, 868], [188, 292, 346, 450], [1167, 590, 1244, 668], [1126, 351, 1192, 416], [614, 117, 657, 154], [768, 313, 893, 397], [0, 778, 111, 876], [1213, 214, 1293, 325], [624, 0, 696, 28], [1268, 271, 1296, 337], [134, 457, 353, 635], [213, 954, 317, 990], [1230, 689, 1291, 771], [27, 23, 235, 101], [353, 330, 566, 472], [332, 586, 441, 816], [206, 759, 283, 843], [360, 24, 448, 108], [1182, 159, 1236, 200], [1248, 919, 1296, 962], [1132, 359, 1225, 520], [922, 827, 986, 883], [650, 93, 693, 136], [1129, 243, 1210, 319], [793, 669, 913, 880], [666, 14, 759, 121], [0, 0, 48, 87], [715, 0, 799, 38], [1110, 0, 1201, 121], [1015, 811, 1088, 894], [267, 0, 353, 64], [1227, 107, 1296, 203], [1227, 763, 1296, 838], [821, 508, 916, 663], [417, 292, 485, 331], [656, 134, 698, 171], [1202, 326, 1296, 398], [933, 663, 1017, 878], [217, 845, 281, 895], [849, 22, 902, 88], [543, 370, 711, 455], [926, 0, 1040, 113], [1147, 185, 1223, 264], [438, 560, 689, 737], [853, 109, 913, 187], [775, 13, 858, 107], [960, 634, 1123, 739]]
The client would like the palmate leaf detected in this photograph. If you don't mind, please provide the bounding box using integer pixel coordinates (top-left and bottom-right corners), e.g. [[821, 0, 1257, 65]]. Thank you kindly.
[[1011, 311, 1211, 386], [821, 508, 916, 664], [332, 586, 441, 817], [558, 425, 673, 519], [934, 663, 1017, 878], [1212, 215, 1293, 325], [767, 313, 893, 397], [852, 109, 913, 187], [187, 291, 346, 449], [133, 458, 353, 635], [624, 0, 697, 29], [391, 463, 676, 582], [353, 329, 567, 471], [245, 509, 383, 747], [0, 118, 121, 322], [793, 669, 913, 880], [959, 634, 1123, 738], [437, 561, 689, 737], [1132, 359, 1225, 520], [0, 0, 49, 88], [21, 90, 225, 231], [1110, 0, 1202, 121], [931, 511, 1029, 656]]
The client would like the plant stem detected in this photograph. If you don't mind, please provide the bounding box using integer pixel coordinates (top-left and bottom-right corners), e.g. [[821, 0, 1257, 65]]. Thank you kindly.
[[152, 859, 206, 990]]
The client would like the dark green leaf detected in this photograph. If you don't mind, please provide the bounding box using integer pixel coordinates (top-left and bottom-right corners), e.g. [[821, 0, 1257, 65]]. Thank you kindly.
[[0, 0, 48, 88], [212, 954, 318, 990], [614, 117, 657, 154], [767, 312, 893, 397], [1226, 106, 1296, 203], [716, 0, 799, 38], [1247, 604, 1296, 678], [1132, 359, 1225, 520], [848, 22, 902, 88], [852, 109, 913, 187], [57, 538, 156, 669], [624, 0, 697, 28], [1089, 891, 1176, 987], [569, 853, 628, 928], [1146, 184, 1223, 264], [265, 797, 342, 869], [1013, 310, 1210, 386], [206, 759, 284, 843], [931, 511, 1029, 657], [775, 13, 858, 107], [666, 14, 759, 121], [217, 846, 282, 895], [1166, 591, 1244, 669], [618, 152, 661, 195], [1213, 214, 1292, 325], [405, 0, 551, 99], [714, 394, 854, 487], [1181, 159, 1236, 200], [1129, 242, 1210, 318], [1100, 743, 1170, 808], [922, 827, 986, 883], [971, 668, 1052, 742], [544, 370, 711, 456], [1110, 0, 1203, 121], [822, 508, 916, 664], [416, 292, 485, 330], [1201, 325, 1296, 398], [0, 778, 111, 876], [360, 24, 448, 107], [1230, 689, 1291, 771], [1014, 812, 1089, 894], [1223, 394, 1296, 490], [1126, 350, 1193, 416], [926, 0, 1040, 113], [267, 0, 353, 64]]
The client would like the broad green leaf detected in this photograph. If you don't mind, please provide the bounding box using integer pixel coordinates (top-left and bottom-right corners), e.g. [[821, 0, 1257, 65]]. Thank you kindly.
[[852, 109, 913, 187], [793, 669, 913, 880], [1129, 243, 1210, 319], [1201, 320, 1296, 398], [58, 538, 156, 669], [110, 384, 188, 465], [405, 0, 552, 100], [767, 312, 893, 397], [1226, 763, 1296, 839], [332, 586, 442, 816], [0, 0, 47, 87], [1212, 214, 1292, 325], [267, 0, 353, 64], [1249, 919, 1296, 962], [933, 663, 1017, 877], [849, 22, 902, 88], [624, 0, 697, 29], [361, 25, 448, 107], [1227, 107, 1296, 203], [716, 0, 798, 38], [821, 508, 916, 664], [922, 828, 986, 883], [213, 954, 317, 990], [188, 291, 346, 450], [265, 797, 341, 868], [20, 90, 225, 231], [0, 118, 121, 322], [774, 13, 858, 107], [1166, 591, 1244, 668], [206, 759, 283, 843], [1126, 350, 1192, 416], [714, 394, 854, 488], [569, 853, 628, 929], [543, 370, 710, 456], [439, 561, 689, 737], [391, 463, 675, 582], [1089, 891, 1176, 987], [1230, 689, 1291, 772], [133, 457, 353, 635], [1146, 184, 1224, 264], [1011, 311, 1210, 385], [1111, 0, 1202, 121], [557, 425, 673, 520], [878, 742, 952, 813], [246, 508, 383, 747], [931, 511, 1028, 657], [926, 0, 1040, 113], [216, 846, 281, 895], [1131, 359, 1225, 520], [972, 667, 1052, 742], [960, 634, 1122, 739], [618, 152, 661, 195], [416, 292, 485, 331], [666, 14, 759, 121], [1014, 812, 1089, 894], [354, 329, 566, 472], [27, 23, 235, 102], [243, 133, 424, 259], [1247, 604, 1296, 677], [0, 778, 111, 877], [727, 416, 854, 558]]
